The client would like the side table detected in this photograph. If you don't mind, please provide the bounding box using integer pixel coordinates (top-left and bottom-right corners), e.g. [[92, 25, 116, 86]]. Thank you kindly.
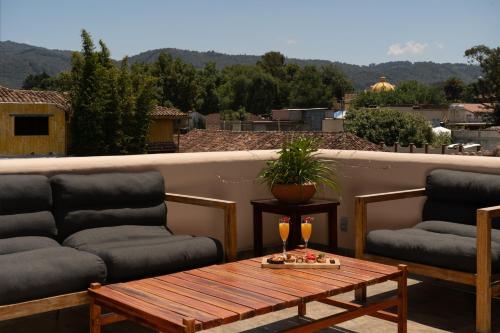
[[250, 198, 339, 256]]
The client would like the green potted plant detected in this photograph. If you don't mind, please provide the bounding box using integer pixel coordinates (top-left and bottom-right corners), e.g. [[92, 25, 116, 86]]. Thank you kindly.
[[258, 137, 339, 203]]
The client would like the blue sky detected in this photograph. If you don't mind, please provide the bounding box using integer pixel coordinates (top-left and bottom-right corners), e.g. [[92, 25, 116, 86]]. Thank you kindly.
[[1, 0, 499, 65]]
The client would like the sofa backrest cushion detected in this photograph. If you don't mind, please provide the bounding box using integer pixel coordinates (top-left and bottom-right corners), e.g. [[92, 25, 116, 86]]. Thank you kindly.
[[50, 171, 167, 240], [423, 169, 500, 228], [0, 174, 57, 238]]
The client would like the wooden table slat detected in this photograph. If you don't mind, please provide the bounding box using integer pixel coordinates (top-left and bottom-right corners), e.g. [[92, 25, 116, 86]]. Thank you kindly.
[[155, 276, 277, 315], [108, 284, 221, 328], [159, 273, 281, 311], [186, 269, 300, 305], [202, 265, 330, 297], [129, 281, 240, 324], [139, 279, 255, 319]]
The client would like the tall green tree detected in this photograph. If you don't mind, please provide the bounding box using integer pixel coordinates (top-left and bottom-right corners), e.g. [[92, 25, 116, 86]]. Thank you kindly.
[[289, 66, 330, 107], [196, 62, 220, 114], [70, 30, 155, 155], [465, 45, 500, 123], [70, 30, 106, 155], [154, 52, 198, 112], [443, 77, 465, 102]]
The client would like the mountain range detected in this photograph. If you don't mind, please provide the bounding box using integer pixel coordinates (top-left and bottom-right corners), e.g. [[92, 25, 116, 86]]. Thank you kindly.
[[0, 40, 482, 90]]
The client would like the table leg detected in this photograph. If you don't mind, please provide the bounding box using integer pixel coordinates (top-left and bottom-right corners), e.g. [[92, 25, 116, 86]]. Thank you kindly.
[[298, 301, 307, 316], [90, 301, 102, 333], [253, 207, 263, 256], [397, 265, 408, 333], [328, 206, 338, 251]]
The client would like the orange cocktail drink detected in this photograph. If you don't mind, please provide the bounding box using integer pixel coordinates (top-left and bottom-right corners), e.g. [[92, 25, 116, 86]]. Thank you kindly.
[[278, 216, 290, 256], [301, 216, 313, 249]]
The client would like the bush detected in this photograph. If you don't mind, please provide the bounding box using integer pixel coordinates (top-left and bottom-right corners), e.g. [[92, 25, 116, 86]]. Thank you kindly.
[[431, 132, 452, 148], [345, 108, 433, 146]]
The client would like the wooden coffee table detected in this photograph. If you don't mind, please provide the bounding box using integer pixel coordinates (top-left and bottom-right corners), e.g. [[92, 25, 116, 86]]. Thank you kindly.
[[88, 250, 407, 333]]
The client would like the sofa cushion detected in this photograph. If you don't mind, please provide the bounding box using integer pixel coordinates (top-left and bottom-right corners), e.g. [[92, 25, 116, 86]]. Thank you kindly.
[[0, 174, 52, 214], [366, 223, 500, 273], [0, 247, 106, 305], [0, 211, 57, 239], [415, 220, 500, 243], [63, 225, 223, 282], [0, 236, 59, 255], [0, 175, 57, 238], [50, 171, 166, 239], [423, 169, 500, 228]]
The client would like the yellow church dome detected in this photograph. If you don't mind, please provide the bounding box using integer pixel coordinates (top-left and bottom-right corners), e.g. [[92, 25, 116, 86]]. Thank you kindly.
[[370, 76, 396, 92]]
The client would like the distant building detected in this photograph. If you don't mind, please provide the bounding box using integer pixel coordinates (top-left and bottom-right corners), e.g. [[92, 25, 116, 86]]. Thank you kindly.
[[271, 108, 334, 131], [370, 76, 396, 92], [448, 103, 494, 125], [0, 85, 69, 156], [147, 106, 189, 153]]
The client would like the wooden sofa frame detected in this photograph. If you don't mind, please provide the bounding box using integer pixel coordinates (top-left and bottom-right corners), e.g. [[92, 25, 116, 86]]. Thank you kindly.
[[0, 192, 237, 322], [354, 188, 500, 333]]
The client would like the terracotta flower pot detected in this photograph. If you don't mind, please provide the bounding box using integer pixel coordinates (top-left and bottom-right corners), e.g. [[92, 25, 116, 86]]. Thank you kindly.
[[271, 183, 316, 204]]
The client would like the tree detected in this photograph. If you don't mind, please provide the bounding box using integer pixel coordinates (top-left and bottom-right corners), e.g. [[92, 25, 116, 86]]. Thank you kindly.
[[70, 30, 106, 155], [443, 77, 465, 102], [257, 51, 286, 80], [70, 30, 155, 155], [196, 62, 220, 115], [154, 52, 198, 112], [465, 45, 500, 123], [289, 66, 330, 107], [345, 108, 433, 146], [320, 64, 354, 102]]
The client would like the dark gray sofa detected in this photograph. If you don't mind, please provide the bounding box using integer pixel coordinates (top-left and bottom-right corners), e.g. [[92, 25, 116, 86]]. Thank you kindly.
[[355, 168, 500, 333], [365, 169, 500, 273], [0, 171, 225, 314]]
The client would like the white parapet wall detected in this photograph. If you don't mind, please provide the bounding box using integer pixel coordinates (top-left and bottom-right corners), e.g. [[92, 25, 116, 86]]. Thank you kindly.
[[1, 150, 500, 252]]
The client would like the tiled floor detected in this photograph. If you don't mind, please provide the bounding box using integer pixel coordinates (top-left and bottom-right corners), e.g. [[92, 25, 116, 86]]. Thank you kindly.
[[1, 276, 498, 333]]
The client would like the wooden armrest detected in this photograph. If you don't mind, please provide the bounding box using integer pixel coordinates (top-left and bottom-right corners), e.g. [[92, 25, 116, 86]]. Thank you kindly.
[[165, 193, 237, 262], [355, 188, 426, 204], [476, 205, 498, 303], [355, 188, 425, 259], [477, 205, 500, 220]]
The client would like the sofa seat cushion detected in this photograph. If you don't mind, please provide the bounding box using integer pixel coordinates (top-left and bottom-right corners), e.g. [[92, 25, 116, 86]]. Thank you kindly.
[[63, 225, 223, 282], [0, 236, 59, 255], [366, 221, 500, 273], [415, 220, 500, 243], [0, 247, 106, 305]]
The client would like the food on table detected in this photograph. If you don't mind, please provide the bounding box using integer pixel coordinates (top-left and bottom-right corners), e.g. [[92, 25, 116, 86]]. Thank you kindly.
[[305, 253, 316, 264], [296, 256, 304, 263], [285, 253, 296, 263], [267, 255, 285, 264]]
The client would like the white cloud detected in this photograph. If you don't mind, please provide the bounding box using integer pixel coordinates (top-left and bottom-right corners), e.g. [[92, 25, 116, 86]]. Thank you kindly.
[[286, 39, 297, 46], [387, 41, 428, 56]]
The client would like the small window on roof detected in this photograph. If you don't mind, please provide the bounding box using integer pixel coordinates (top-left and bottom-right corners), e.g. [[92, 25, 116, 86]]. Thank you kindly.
[[14, 116, 49, 136]]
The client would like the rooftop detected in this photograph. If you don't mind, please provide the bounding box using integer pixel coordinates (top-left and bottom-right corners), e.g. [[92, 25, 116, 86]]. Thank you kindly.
[[179, 130, 383, 153], [151, 105, 189, 119], [0, 85, 69, 110], [450, 103, 494, 113]]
